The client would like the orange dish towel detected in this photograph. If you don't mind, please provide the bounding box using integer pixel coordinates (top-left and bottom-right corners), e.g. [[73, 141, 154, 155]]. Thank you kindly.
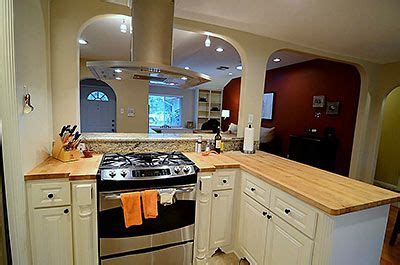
[[120, 192, 142, 228], [141, 190, 158, 219]]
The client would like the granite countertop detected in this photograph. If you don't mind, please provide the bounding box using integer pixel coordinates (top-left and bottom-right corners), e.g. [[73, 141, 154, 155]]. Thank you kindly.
[[82, 132, 242, 142]]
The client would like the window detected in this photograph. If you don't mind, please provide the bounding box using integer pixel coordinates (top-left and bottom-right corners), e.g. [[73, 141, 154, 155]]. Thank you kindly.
[[149, 95, 182, 127], [87, 91, 109, 101]]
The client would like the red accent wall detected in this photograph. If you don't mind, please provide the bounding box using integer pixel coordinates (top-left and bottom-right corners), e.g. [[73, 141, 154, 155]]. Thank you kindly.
[[222, 59, 360, 176], [221, 78, 241, 131]]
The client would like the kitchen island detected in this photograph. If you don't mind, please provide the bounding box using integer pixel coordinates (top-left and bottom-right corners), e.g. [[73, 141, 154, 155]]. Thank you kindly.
[[24, 151, 399, 265]]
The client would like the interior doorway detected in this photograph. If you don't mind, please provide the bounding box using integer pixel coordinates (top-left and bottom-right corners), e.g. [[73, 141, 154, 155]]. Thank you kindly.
[[375, 86, 400, 192], [80, 78, 117, 133]]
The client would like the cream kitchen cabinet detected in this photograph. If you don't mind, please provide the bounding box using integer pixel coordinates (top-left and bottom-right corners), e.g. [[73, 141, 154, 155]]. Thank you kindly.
[[31, 206, 73, 265], [26, 179, 97, 265], [239, 193, 269, 264], [209, 189, 234, 248], [264, 212, 313, 265]]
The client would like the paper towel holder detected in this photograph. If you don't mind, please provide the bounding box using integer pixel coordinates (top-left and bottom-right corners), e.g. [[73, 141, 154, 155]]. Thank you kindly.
[[242, 121, 256, 154], [242, 149, 256, 154]]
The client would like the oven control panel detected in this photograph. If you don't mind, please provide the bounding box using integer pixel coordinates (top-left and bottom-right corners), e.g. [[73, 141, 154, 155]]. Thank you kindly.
[[100, 165, 196, 181]]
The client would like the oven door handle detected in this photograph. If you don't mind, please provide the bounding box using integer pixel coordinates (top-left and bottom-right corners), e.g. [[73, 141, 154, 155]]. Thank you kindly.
[[102, 185, 196, 200]]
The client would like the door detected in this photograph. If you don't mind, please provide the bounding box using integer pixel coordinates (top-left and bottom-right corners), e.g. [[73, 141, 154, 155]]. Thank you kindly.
[[80, 79, 116, 133], [239, 194, 269, 264], [264, 214, 313, 265], [209, 189, 233, 248], [32, 206, 73, 265]]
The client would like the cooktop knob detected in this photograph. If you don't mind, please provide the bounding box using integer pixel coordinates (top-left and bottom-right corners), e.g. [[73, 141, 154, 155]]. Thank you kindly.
[[183, 166, 191, 173], [121, 171, 127, 177], [174, 166, 181, 173], [109, 171, 116, 178]]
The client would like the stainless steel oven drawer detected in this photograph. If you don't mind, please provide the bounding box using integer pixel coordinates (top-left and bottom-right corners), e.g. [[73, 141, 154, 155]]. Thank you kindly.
[[100, 224, 194, 256], [101, 241, 193, 265]]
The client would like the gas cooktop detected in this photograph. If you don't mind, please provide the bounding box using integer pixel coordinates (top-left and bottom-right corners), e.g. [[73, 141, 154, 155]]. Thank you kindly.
[[97, 152, 198, 191]]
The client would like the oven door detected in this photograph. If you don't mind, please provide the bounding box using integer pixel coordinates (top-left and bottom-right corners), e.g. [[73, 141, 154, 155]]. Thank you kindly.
[[98, 184, 196, 261]]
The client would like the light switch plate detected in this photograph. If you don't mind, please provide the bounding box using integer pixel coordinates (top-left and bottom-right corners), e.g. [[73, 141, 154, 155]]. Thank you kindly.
[[127, 107, 135, 117], [120, 108, 124, 114]]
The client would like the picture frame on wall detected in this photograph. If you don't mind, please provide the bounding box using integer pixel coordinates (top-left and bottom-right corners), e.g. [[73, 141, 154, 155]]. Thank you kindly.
[[326, 101, 340, 115], [313, 95, 325, 108], [262, 92, 275, 120]]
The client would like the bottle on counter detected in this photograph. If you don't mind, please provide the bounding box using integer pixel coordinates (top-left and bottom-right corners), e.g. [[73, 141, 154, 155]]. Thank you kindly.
[[214, 126, 222, 154], [195, 136, 202, 153]]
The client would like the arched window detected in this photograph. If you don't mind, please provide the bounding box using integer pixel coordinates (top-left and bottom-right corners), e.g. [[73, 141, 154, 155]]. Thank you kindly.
[[87, 91, 109, 102]]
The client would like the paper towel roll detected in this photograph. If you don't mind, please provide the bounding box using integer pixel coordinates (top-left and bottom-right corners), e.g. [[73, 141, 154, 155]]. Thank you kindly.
[[243, 126, 255, 153]]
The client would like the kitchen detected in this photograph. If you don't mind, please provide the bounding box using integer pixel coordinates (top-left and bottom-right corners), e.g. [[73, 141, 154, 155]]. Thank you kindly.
[[1, 0, 400, 265]]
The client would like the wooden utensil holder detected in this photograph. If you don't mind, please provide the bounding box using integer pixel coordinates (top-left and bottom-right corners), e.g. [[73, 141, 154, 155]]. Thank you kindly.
[[52, 137, 81, 162]]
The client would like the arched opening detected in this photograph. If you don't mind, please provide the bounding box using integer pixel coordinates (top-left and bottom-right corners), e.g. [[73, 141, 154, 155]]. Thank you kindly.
[[80, 78, 117, 132], [78, 14, 242, 134], [374, 86, 400, 191], [258, 49, 361, 176]]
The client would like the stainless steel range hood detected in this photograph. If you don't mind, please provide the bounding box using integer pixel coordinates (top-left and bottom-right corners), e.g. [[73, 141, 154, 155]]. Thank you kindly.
[[87, 0, 211, 89]]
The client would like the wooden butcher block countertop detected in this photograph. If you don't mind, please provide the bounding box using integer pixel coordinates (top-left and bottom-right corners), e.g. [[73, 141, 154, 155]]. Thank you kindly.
[[24, 155, 102, 181], [188, 151, 400, 216]]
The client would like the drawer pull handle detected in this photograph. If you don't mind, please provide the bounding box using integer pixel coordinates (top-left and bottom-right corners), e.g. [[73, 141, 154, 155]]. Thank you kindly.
[[214, 193, 219, 198], [262, 211, 268, 216], [250, 188, 256, 192], [266, 214, 272, 220], [64, 209, 69, 214], [222, 179, 227, 184], [47, 193, 54, 199], [284, 209, 291, 214]]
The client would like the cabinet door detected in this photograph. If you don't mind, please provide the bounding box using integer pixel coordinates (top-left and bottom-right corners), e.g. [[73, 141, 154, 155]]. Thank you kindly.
[[264, 214, 313, 265], [239, 194, 269, 264], [32, 206, 73, 265], [209, 189, 233, 248], [72, 182, 98, 265]]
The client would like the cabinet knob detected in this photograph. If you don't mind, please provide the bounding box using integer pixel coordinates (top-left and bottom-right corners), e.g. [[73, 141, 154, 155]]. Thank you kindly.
[[64, 208, 69, 214], [266, 214, 272, 220], [214, 193, 219, 198], [262, 211, 268, 216], [250, 187, 256, 192], [222, 179, 227, 184], [47, 193, 54, 199], [284, 208, 291, 214]]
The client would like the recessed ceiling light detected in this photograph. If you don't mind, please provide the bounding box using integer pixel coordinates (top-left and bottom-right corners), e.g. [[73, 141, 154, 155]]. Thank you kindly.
[[181, 76, 188, 81], [78, 39, 88, 45], [184, 66, 190, 70], [204, 35, 211, 47], [115, 77, 122, 80], [169, 82, 176, 86], [228, 72, 233, 76], [273, 58, 281, 62], [114, 69, 122, 73], [236, 65, 243, 70], [216, 47, 224, 53]]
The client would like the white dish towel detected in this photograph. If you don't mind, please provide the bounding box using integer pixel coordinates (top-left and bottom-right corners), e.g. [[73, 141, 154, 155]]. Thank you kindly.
[[158, 188, 176, 206]]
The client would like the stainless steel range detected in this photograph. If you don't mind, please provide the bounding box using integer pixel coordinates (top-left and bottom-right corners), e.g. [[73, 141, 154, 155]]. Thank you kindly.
[[97, 152, 198, 265]]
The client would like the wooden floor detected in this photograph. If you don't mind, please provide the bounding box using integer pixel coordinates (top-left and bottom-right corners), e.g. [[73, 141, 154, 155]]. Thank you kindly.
[[381, 206, 400, 265]]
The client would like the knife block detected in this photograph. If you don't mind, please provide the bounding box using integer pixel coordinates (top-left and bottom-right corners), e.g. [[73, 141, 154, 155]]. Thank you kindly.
[[52, 137, 81, 162]]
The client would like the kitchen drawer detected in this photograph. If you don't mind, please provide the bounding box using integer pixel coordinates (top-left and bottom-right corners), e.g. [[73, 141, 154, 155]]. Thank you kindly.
[[212, 169, 236, 190], [270, 189, 317, 238], [31, 181, 71, 208], [242, 171, 271, 208]]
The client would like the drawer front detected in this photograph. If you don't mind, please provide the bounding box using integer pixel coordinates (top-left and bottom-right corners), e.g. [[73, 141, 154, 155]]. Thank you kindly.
[[31, 182, 71, 208], [242, 172, 271, 208], [212, 169, 236, 190], [270, 189, 317, 238]]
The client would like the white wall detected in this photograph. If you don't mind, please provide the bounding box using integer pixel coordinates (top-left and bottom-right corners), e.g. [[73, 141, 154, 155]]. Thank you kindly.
[[149, 86, 195, 127], [15, 0, 52, 172]]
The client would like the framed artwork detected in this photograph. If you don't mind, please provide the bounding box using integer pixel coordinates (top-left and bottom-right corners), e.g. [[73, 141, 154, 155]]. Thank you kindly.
[[326, 101, 340, 115], [262, 92, 275, 120], [313, 95, 325, 108]]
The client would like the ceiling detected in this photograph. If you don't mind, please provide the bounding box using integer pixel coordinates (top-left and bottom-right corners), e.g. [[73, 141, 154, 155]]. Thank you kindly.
[[80, 15, 315, 88], [174, 0, 400, 64]]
